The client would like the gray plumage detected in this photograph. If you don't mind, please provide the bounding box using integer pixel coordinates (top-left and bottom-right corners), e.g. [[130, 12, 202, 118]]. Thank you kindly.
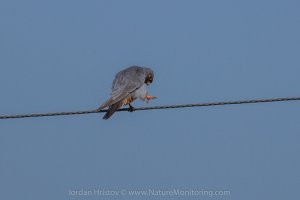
[[98, 66, 155, 119]]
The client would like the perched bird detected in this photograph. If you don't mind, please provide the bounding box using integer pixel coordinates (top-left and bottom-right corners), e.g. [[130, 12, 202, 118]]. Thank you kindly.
[[98, 66, 156, 119]]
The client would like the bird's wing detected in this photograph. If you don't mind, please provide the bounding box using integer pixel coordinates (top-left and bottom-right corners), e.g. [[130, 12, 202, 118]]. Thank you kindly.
[[98, 67, 145, 110]]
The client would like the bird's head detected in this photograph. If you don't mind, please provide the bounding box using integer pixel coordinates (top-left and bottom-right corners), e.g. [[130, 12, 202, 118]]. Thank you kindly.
[[144, 67, 154, 85]]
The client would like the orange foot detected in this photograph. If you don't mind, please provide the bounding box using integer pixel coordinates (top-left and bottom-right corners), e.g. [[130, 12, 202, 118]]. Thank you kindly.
[[146, 95, 157, 103], [146, 95, 156, 100]]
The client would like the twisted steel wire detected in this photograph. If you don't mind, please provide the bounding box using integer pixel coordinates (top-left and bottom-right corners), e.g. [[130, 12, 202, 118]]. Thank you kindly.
[[0, 97, 300, 120]]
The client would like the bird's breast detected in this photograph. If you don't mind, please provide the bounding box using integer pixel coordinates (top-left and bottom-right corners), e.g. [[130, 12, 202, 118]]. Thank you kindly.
[[133, 84, 148, 100]]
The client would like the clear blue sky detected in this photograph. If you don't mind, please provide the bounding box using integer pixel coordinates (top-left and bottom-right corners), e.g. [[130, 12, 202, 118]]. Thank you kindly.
[[1, 0, 300, 199]]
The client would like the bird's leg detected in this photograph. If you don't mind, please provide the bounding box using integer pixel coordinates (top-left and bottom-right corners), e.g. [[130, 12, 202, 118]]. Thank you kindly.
[[128, 104, 135, 112], [146, 95, 156, 100], [146, 95, 157, 103]]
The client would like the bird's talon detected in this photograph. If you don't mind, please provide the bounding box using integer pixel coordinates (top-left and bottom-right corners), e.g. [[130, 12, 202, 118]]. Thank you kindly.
[[146, 95, 157, 100], [128, 104, 135, 112]]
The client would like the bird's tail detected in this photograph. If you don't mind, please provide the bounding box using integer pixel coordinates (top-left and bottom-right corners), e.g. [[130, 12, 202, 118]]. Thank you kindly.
[[103, 100, 123, 120]]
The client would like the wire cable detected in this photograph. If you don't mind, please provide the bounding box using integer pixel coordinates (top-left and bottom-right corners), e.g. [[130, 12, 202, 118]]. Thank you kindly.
[[0, 96, 300, 120]]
